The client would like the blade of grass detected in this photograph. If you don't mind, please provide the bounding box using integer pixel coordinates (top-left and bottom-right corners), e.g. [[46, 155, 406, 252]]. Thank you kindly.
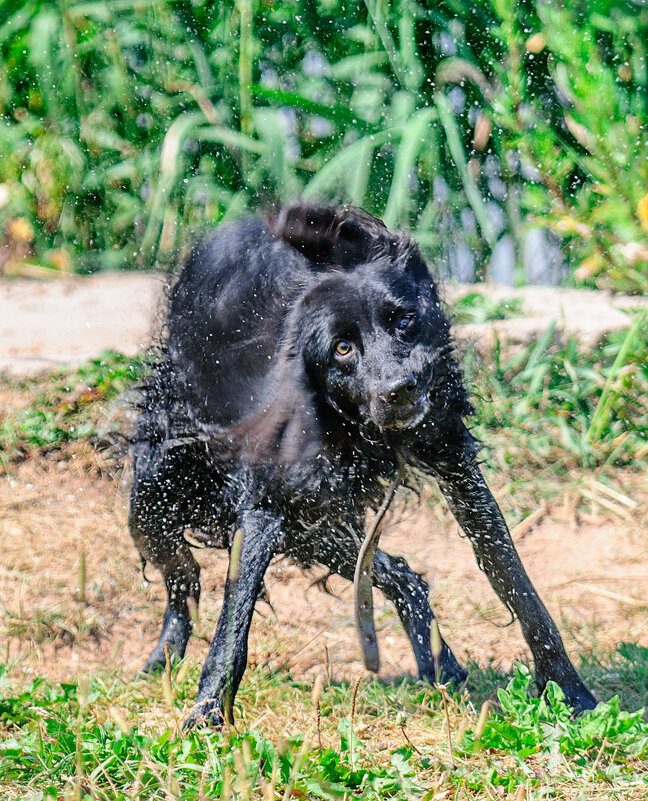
[[587, 312, 646, 444], [362, 0, 406, 87], [194, 125, 265, 154], [434, 92, 496, 249], [383, 107, 436, 229], [303, 130, 393, 200], [348, 136, 374, 206], [237, 0, 254, 137], [139, 111, 205, 262], [518, 321, 558, 379], [253, 108, 302, 203], [251, 84, 375, 132]]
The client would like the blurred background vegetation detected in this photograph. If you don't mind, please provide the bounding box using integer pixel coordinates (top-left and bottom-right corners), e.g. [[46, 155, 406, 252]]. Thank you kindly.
[[0, 0, 646, 290]]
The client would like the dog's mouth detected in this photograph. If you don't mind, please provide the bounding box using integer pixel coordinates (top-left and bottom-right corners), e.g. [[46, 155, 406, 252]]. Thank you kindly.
[[369, 395, 430, 431]]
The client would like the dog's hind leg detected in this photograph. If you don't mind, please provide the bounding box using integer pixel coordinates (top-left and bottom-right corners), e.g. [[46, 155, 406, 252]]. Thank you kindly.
[[313, 536, 466, 685], [373, 550, 467, 685], [185, 508, 284, 729], [129, 449, 202, 673]]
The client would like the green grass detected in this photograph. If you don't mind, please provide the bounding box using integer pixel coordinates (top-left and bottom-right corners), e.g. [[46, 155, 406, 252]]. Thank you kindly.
[[0, 0, 646, 289], [1, 652, 647, 800], [0, 350, 149, 467], [449, 292, 523, 326], [467, 312, 648, 473]]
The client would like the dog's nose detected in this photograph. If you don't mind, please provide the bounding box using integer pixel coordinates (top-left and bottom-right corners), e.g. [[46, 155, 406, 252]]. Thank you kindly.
[[383, 375, 419, 406]]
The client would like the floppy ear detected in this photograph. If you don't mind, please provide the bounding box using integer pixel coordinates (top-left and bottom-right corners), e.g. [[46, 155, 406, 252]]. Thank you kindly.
[[269, 203, 432, 281], [268, 203, 381, 266], [229, 354, 322, 466]]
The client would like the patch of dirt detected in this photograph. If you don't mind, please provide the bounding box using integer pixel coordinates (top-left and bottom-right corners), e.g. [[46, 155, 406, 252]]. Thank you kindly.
[[0, 273, 166, 374], [445, 283, 648, 350], [2, 273, 648, 375], [2, 457, 646, 689]]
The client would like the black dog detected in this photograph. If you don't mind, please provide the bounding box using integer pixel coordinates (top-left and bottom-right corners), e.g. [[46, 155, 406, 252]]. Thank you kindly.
[[129, 204, 596, 727]]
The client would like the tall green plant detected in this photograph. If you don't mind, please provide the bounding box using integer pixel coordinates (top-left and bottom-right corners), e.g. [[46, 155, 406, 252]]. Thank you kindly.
[[0, 0, 646, 290]]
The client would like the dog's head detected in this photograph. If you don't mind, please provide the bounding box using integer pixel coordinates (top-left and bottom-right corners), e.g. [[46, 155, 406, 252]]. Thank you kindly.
[[289, 261, 463, 432], [235, 205, 470, 463]]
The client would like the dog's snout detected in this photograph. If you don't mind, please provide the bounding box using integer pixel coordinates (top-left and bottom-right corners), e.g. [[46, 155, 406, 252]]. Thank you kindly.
[[383, 375, 419, 406]]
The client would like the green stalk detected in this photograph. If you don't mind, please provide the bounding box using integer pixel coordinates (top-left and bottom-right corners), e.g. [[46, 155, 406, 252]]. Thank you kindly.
[[586, 313, 645, 444], [238, 0, 253, 136], [61, 0, 85, 122], [362, 0, 406, 88], [435, 92, 496, 250]]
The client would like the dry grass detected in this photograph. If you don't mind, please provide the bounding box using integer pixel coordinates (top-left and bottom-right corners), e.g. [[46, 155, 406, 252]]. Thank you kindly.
[[1, 445, 647, 696]]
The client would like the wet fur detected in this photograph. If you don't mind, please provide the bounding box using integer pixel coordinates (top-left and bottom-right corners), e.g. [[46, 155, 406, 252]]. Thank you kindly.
[[129, 204, 596, 727]]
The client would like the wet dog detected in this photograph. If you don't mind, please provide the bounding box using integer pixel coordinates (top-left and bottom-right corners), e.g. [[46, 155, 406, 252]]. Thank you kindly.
[[129, 204, 596, 727]]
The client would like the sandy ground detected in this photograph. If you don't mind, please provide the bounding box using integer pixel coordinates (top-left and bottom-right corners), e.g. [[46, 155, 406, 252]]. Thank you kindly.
[[1, 272, 647, 693], [2, 273, 648, 374], [0, 273, 166, 374], [2, 454, 646, 689]]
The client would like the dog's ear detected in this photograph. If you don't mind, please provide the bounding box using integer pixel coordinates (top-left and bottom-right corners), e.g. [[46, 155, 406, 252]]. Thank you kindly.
[[269, 203, 432, 281], [268, 204, 378, 266]]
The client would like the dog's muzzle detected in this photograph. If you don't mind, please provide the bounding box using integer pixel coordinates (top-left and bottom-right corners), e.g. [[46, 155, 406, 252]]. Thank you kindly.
[[370, 375, 430, 429]]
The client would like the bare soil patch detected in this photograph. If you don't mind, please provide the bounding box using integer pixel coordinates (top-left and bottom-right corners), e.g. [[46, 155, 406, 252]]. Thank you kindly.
[[2, 273, 647, 374], [2, 454, 646, 690], [0, 273, 165, 374]]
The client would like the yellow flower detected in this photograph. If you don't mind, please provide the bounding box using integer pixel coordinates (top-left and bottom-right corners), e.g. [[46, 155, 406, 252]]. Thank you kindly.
[[637, 194, 648, 232], [8, 217, 34, 242], [526, 33, 545, 53]]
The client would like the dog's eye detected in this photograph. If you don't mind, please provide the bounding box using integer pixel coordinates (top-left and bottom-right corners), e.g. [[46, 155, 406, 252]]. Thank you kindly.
[[334, 340, 353, 358], [397, 313, 415, 330]]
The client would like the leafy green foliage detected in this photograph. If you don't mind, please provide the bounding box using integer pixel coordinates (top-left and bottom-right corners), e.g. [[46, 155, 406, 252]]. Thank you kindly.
[[450, 292, 523, 325], [466, 313, 648, 468], [1, 650, 647, 800], [462, 664, 648, 760], [0, 0, 646, 289], [0, 668, 424, 800], [0, 350, 147, 463]]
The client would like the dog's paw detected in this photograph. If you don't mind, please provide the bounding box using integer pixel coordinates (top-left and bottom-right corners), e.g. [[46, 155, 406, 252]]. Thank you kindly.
[[563, 685, 598, 716], [419, 648, 468, 687], [137, 638, 188, 678], [184, 699, 225, 731], [443, 663, 469, 687], [537, 668, 597, 715], [137, 647, 178, 677], [136, 654, 166, 677]]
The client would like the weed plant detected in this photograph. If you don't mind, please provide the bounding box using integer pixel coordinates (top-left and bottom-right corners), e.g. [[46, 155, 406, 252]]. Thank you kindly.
[[1, 655, 647, 800], [467, 312, 648, 472], [0, 0, 646, 288], [0, 350, 148, 467]]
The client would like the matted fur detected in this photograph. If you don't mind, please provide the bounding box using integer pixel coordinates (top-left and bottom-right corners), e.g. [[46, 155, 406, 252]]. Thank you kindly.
[[128, 203, 596, 728]]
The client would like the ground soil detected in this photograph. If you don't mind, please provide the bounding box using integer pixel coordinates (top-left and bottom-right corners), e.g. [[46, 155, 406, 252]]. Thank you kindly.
[[1, 273, 647, 693], [2, 453, 646, 690]]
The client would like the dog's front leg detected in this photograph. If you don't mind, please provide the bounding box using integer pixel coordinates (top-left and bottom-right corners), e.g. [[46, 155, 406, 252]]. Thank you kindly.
[[185, 509, 284, 729], [434, 457, 596, 713]]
